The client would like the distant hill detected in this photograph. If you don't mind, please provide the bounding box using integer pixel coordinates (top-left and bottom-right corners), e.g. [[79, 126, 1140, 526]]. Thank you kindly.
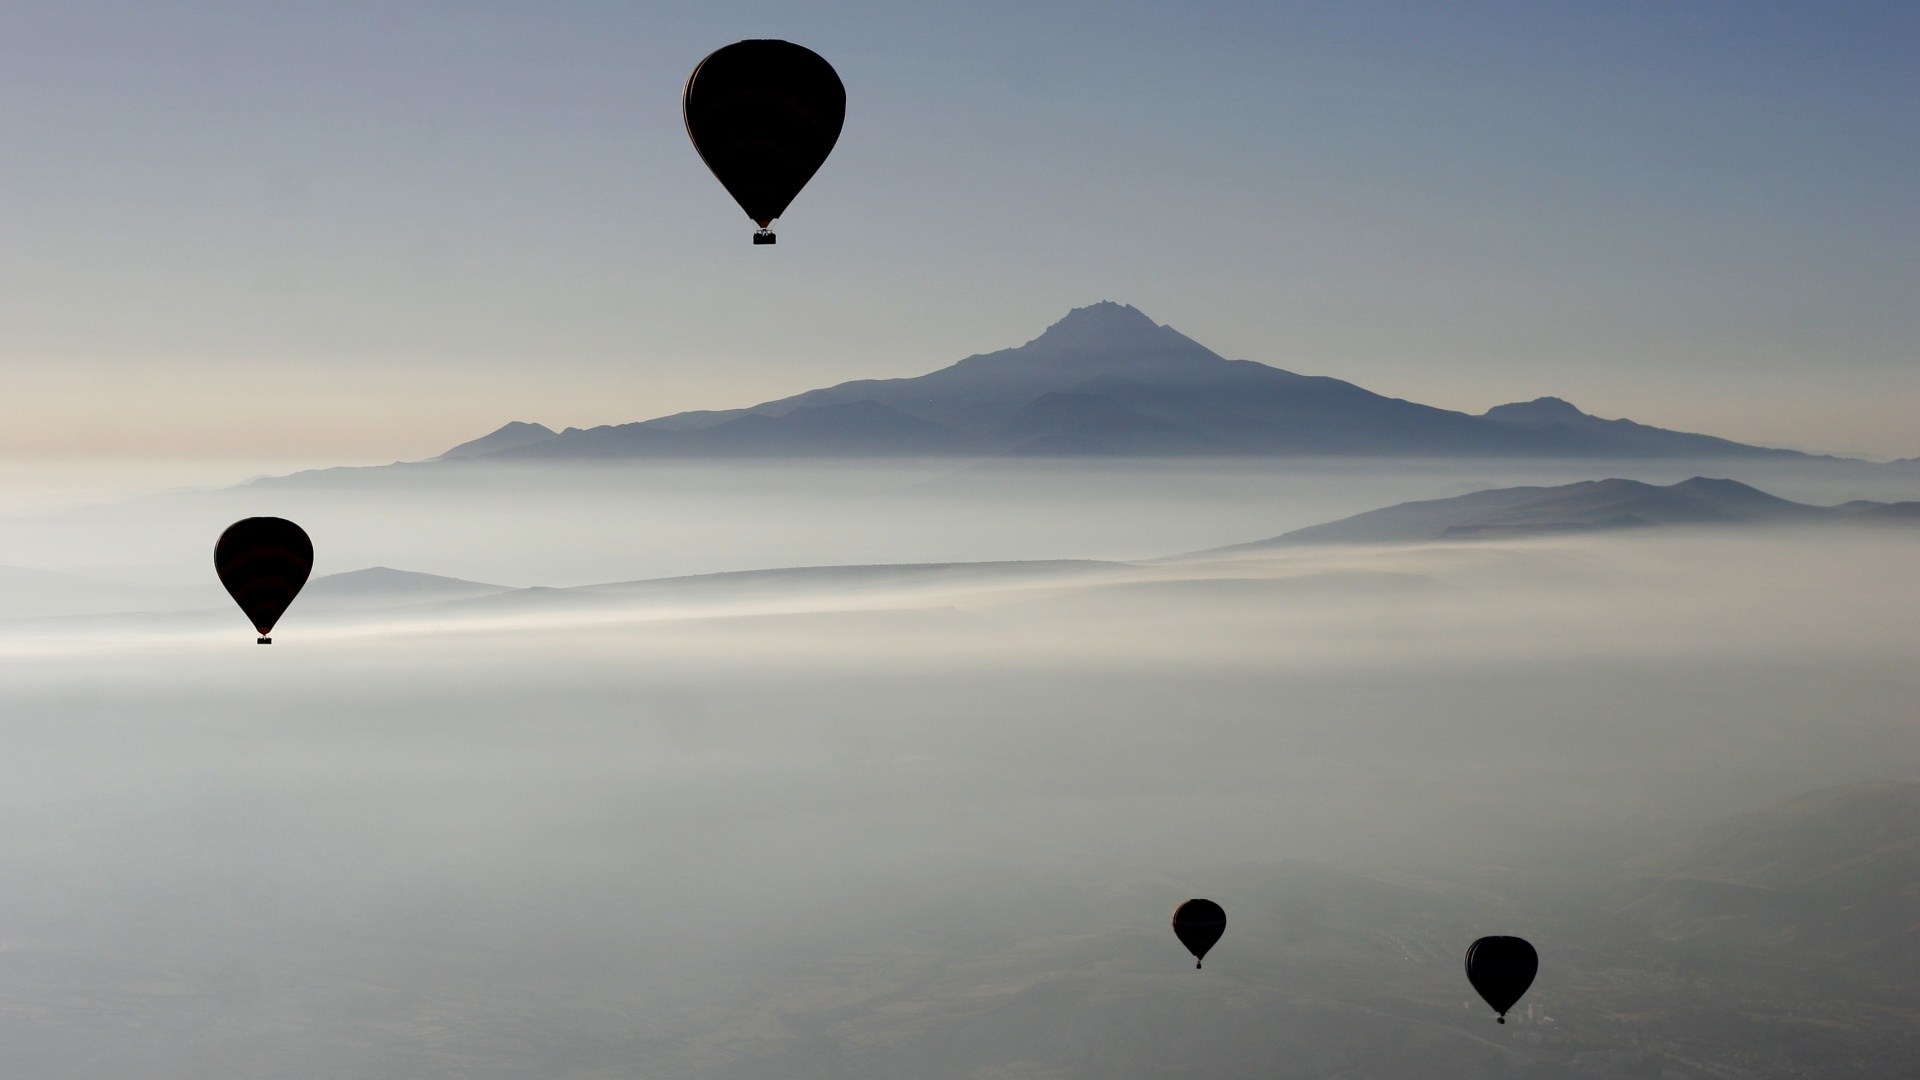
[[440, 559, 1125, 617], [432, 302, 1827, 462], [1477, 396, 1782, 457], [302, 567, 513, 607], [1208, 476, 1920, 550]]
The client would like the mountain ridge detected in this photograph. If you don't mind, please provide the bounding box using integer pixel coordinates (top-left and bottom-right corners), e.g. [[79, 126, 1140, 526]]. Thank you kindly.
[[1205, 476, 1920, 551], [427, 303, 1836, 463]]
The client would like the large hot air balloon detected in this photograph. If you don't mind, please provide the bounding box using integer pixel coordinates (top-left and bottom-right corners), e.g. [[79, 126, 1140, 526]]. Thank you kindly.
[[1465, 935, 1537, 1023], [1171, 899, 1226, 969], [214, 517, 313, 644], [683, 39, 845, 244]]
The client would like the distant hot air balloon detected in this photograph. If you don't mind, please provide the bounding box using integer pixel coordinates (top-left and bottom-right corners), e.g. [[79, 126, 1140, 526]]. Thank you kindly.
[[683, 39, 845, 244], [1465, 935, 1537, 1023], [214, 517, 313, 644], [1172, 899, 1226, 969]]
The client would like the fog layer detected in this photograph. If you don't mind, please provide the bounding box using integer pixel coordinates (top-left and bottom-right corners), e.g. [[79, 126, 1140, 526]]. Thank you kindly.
[[0, 460, 1913, 1077]]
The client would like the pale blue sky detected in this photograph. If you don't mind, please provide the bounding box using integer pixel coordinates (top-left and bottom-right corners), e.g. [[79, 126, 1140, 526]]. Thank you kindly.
[[1, 0, 1914, 458]]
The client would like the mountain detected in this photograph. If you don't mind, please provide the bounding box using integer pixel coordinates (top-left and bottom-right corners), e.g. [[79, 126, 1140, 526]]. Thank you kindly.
[[436, 421, 559, 460], [1478, 396, 1788, 457], [1208, 477, 1920, 549], [476, 400, 978, 458], [438, 303, 1822, 461]]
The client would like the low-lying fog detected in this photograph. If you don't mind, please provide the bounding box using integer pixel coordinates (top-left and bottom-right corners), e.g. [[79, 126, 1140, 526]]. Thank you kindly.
[[5, 454, 1917, 588], [0, 457, 1914, 1078]]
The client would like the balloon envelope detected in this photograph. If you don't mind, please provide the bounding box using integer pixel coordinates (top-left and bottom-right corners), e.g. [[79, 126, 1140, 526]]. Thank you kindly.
[[1172, 898, 1226, 968], [683, 40, 845, 231], [1465, 935, 1538, 1020], [214, 517, 313, 642]]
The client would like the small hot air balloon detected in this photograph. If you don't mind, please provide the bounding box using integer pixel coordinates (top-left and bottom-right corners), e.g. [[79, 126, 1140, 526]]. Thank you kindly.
[[1172, 899, 1226, 969], [683, 39, 845, 244], [1465, 935, 1537, 1023], [214, 517, 313, 644]]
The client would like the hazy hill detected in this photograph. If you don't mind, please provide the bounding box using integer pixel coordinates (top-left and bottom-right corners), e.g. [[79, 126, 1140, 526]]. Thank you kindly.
[[438, 303, 1821, 461], [1617, 782, 1919, 962], [441, 559, 1126, 617], [1477, 396, 1779, 457], [1211, 476, 1920, 549], [302, 567, 513, 606]]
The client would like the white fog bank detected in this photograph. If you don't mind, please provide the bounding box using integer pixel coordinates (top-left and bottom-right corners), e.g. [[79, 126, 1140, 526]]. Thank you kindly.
[[0, 459, 1912, 1078]]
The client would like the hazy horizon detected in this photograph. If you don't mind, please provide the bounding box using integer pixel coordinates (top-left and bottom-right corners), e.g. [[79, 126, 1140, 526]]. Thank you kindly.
[[1, 455, 1915, 589]]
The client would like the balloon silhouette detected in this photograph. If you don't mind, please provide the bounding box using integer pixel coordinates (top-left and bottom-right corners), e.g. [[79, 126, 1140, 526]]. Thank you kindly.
[[1172, 899, 1226, 969], [1465, 935, 1538, 1023], [214, 517, 313, 644], [683, 40, 845, 244]]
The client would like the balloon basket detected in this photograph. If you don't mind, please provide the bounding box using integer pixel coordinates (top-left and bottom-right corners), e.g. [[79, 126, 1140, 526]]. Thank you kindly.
[[753, 230, 776, 245], [257, 636, 272, 645]]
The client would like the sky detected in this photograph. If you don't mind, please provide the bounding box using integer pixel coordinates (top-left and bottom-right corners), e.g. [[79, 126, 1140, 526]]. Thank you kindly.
[[0, 0, 1914, 461]]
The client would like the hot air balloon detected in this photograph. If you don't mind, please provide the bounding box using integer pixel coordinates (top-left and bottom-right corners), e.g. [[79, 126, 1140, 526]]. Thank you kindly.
[[214, 517, 313, 644], [1465, 935, 1537, 1023], [683, 39, 845, 244], [1172, 899, 1226, 969]]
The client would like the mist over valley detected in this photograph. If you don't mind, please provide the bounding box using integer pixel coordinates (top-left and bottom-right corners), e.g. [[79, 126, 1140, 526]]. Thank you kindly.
[[0, 450, 1913, 1077]]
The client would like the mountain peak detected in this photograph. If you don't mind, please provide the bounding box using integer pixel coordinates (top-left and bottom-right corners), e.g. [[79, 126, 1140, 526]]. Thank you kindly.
[[1021, 301, 1188, 354], [1482, 397, 1589, 425], [437, 421, 558, 460]]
